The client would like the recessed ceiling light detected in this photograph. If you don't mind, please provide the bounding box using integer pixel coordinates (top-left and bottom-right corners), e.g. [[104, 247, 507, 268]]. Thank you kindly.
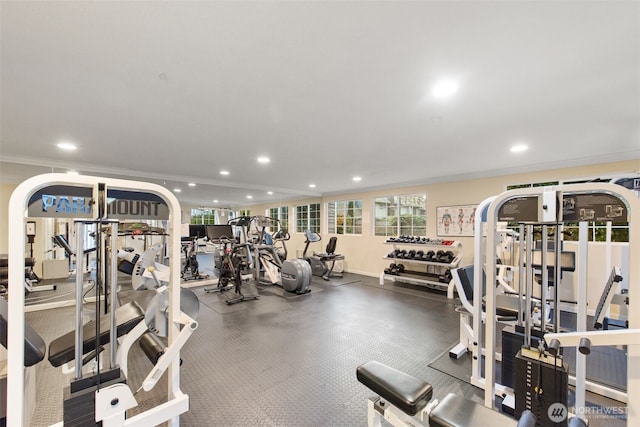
[[66, 170, 79, 175], [173, 188, 182, 193], [257, 157, 270, 164], [220, 170, 230, 176], [213, 199, 219, 203], [267, 191, 273, 195], [57, 142, 77, 151], [510, 144, 528, 153], [309, 184, 316, 188], [247, 195, 253, 199], [432, 79, 458, 98], [188, 182, 196, 187], [353, 176, 362, 182]]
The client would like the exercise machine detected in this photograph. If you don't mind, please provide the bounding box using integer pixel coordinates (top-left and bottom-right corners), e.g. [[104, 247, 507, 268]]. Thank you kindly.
[[203, 224, 236, 293], [448, 264, 523, 359], [302, 229, 344, 281], [478, 182, 639, 425], [181, 224, 207, 281], [202, 223, 258, 304], [6, 173, 197, 427], [354, 360, 588, 427], [222, 242, 259, 305], [252, 216, 312, 294]]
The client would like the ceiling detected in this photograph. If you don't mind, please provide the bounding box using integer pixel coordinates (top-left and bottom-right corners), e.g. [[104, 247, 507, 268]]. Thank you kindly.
[[1, 1, 639, 208]]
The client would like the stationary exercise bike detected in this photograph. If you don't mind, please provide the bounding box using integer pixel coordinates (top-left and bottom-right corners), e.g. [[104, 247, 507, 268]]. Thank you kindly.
[[302, 229, 344, 281], [224, 240, 259, 305], [181, 225, 208, 281], [203, 235, 235, 294]]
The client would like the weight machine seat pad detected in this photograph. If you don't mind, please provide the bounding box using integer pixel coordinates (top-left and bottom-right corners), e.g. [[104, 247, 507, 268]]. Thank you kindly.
[[315, 253, 344, 261], [481, 302, 520, 318], [48, 301, 145, 367], [0, 297, 47, 367], [429, 393, 537, 427], [356, 361, 433, 416]]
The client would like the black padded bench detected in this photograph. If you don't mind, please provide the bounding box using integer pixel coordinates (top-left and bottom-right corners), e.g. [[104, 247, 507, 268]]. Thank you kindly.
[[0, 256, 37, 286], [48, 301, 145, 367], [430, 393, 535, 427], [357, 361, 433, 416], [357, 361, 541, 427], [0, 297, 46, 367]]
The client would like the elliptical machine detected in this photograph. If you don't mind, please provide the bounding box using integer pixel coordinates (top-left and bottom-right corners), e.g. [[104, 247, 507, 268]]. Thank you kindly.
[[252, 216, 312, 294], [302, 229, 344, 281]]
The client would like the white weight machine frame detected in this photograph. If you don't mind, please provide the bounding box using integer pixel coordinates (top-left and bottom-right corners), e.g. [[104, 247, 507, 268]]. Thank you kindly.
[[481, 183, 639, 425], [7, 173, 189, 426]]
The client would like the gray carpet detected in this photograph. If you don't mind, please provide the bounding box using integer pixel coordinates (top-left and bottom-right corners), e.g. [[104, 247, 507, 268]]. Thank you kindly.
[[310, 272, 361, 287]]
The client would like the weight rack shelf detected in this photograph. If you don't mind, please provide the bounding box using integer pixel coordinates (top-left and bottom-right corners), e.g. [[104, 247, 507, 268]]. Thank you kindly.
[[382, 256, 460, 268], [380, 239, 463, 292]]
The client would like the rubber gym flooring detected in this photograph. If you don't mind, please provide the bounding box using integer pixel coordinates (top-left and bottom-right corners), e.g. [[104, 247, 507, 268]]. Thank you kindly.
[[23, 272, 626, 426]]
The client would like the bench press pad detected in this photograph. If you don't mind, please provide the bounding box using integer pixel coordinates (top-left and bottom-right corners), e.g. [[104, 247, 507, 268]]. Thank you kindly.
[[48, 301, 145, 367], [430, 393, 536, 427], [356, 361, 433, 416], [0, 297, 46, 367]]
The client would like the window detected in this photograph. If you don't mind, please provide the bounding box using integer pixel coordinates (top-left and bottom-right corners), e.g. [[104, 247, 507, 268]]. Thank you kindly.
[[190, 208, 236, 225], [562, 222, 629, 242], [296, 203, 320, 233], [190, 208, 216, 225], [327, 200, 362, 235], [268, 206, 289, 230], [374, 194, 426, 236], [238, 209, 250, 217]]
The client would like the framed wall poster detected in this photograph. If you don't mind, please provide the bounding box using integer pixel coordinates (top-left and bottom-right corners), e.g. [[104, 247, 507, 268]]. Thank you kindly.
[[437, 205, 477, 236]]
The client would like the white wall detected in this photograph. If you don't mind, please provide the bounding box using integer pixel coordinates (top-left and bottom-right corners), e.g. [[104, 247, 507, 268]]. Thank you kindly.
[[234, 159, 639, 278]]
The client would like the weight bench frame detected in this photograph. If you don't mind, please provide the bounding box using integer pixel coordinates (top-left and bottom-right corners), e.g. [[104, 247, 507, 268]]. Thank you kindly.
[[357, 361, 539, 427]]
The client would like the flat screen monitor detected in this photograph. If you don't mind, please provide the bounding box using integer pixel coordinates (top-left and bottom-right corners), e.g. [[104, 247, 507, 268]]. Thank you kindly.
[[189, 224, 207, 238], [206, 225, 234, 242]]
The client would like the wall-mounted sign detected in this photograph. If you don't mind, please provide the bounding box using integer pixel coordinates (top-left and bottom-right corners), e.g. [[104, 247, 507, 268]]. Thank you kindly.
[[28, 185, 169, 220], [562, 193, 627, 222], [498, 196, 539, 223]]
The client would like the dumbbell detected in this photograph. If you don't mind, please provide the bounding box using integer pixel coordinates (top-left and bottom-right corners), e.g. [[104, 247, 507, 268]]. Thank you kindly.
[[396, 263, 405, 273], [415, 250, 424, 260], [439, 269, 453, 283], [425, 250, 436, 261], [384, 263, 399, 275], [407, 250, 416, 259], [438, 251, 455, 263]]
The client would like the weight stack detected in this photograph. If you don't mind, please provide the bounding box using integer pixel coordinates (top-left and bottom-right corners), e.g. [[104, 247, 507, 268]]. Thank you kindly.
[[63, 368, 127, 426], [514, 348, 568, 427], [501, 325, 544, 389]]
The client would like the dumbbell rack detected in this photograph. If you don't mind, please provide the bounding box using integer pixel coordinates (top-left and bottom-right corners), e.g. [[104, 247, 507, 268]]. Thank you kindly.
[[379, 239, 463, 292]]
